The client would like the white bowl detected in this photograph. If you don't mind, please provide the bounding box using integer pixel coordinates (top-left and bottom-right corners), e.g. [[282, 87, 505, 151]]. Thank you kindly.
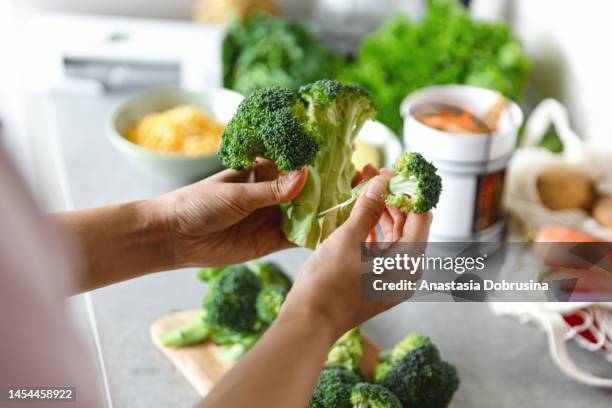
[[107, 88, 244, 180]]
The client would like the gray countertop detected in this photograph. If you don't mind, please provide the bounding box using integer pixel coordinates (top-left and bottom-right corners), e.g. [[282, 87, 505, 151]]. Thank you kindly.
[[50, 93, 612, 407]]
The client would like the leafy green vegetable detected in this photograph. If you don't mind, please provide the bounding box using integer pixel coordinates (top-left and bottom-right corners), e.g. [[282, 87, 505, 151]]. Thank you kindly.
[[223, 11, 343, 96], [220, 79, 377, 248], [341, 0, 531, 134]]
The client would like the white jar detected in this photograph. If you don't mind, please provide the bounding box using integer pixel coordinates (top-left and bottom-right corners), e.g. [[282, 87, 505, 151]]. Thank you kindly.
[[400, 85, 523, 242]]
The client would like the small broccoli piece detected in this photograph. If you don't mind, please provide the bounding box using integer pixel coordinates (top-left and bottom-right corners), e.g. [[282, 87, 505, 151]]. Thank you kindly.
[[255, 285, 288, 324], [247, 261, 293, 290], [204, 265, 262, 334], [159, 310, 210, 347], [375, 334, 459, 408], [374, 332, 432, 382], [320, 152, 442, 218], [350, 383, 402, 408], [219, 86, 319, 172], [325, 327, 364, 373], [309, 368, 362, 408]]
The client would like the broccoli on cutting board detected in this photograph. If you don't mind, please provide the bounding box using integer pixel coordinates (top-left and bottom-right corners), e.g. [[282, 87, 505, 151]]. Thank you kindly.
[[159, 261, 292, 360]]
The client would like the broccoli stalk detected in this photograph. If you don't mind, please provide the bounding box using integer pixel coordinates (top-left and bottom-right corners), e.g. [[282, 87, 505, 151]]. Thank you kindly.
[[219, 79, 376, 248], [319, 152, 442, 218], [375, 333, 459, 408], [159, 310, 210, 347], [350, 383, 402, 408]]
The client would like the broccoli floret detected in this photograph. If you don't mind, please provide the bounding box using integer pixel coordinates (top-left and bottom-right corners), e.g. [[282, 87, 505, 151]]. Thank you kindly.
[[247, 261, 292, 290], [219, 86, 319, 172], [204, 265, 262, 334], [375, 334, 459, 408], [374, 332, 432, 382], [385, 152, 442, 213], [220, 79, 376, 248], [350, 383, 402, 408], [325, 327, 364, 373], [255, 285, 288, 324], [159, 310, 211, 347], [309, 368, 362, 408], [196, 265, 233, 283], [320, 152, 442, 218]]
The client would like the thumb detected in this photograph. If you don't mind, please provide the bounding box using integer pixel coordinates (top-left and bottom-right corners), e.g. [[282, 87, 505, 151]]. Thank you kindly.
[[342, 176, 388, 239], [239, 167, 308, 210]]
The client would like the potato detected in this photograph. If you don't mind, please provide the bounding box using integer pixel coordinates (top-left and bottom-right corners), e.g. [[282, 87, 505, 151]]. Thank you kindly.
[[536, 166, 595, 210], [592, 196, 612, 228]]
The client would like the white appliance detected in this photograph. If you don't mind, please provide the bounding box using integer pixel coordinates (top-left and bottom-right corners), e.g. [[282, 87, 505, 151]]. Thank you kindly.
[[21, 12, 223, 95]]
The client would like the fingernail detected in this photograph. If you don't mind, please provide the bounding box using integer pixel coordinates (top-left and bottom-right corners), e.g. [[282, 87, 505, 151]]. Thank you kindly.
[[283, 170, 301, 182], [366, 176, 387, 201]]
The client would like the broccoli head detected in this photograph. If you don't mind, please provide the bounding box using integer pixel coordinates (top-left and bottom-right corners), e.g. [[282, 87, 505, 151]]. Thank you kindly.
[[219, 86, 319, 172], [350, 383, 402, 408], [220, 79, 377, 248], [196, 265, 232, 283], [374, 332, 433, 382], [375, 334, 459, 408], [247, 261, 293, 290], [255, 284, 288, 324], [203, 264, 262, 334], [325, 327, 364, 373], [309, 368, 362, 408]]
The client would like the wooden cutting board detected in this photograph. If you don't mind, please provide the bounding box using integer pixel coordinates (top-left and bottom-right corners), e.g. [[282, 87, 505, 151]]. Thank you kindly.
[[151, 309, 381, 397]]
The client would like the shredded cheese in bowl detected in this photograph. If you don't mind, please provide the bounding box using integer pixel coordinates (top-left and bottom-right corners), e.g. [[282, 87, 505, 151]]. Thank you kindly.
[[127, 105, 225, 156]]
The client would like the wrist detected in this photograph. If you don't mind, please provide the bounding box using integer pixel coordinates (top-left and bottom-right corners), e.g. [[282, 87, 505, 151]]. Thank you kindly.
[[277, 294, 345, 346], [135, 197, 177, 271]]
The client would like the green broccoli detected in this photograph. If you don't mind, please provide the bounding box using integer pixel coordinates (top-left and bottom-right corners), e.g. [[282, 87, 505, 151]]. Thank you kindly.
[[218, 332, 263, 362], [325, 327, 364, 373], [159, 310, 210, 347], [373, 332, 432, 382], [320, 152, 442, 217], [309, 368, 362, 408], [375, 333, 459, 408], [247, 261, 293, 290], [204, 265, 262, 334], [219, 79, 377, 248], [350, 383, 402, 408], [255, 285, 288, 324], [196, 265, 232, 283]]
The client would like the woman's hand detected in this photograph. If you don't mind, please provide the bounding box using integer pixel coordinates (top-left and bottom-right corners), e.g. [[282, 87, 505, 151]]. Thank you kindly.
[[281, 169, 432, 339], [157, 159, 308, 268]]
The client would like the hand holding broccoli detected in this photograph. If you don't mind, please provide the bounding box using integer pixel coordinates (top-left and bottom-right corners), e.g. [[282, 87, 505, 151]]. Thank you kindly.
[[154, 159, 307, 268]]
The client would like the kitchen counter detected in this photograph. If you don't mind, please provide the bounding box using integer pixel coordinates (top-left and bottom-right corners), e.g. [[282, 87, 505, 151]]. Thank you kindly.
[[49, 92, 611, 407]]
